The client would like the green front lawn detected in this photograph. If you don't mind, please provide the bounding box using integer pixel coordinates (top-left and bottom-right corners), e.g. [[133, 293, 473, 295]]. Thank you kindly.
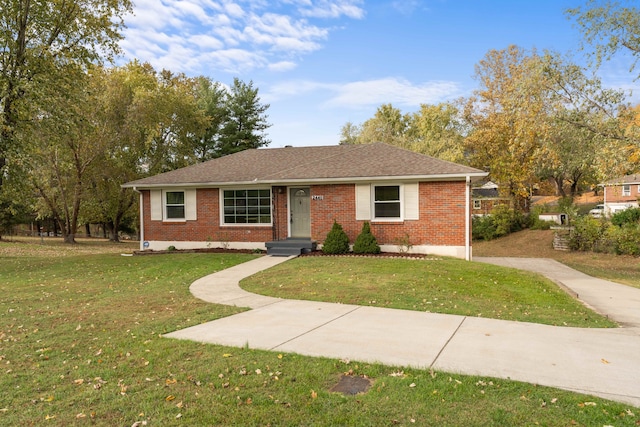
[[0, 240, 636, 425], [241, 256, 617, 328]]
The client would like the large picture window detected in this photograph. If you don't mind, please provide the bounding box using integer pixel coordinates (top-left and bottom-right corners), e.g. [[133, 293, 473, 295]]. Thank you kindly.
[[374, 185, 401, 219], [165, 191, 185, 219], [223, 189, 271, 224]]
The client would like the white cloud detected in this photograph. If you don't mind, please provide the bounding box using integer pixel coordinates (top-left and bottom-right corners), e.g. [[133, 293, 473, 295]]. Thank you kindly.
[[297, 0, 365, 19], [268, 61, 298, 72], [264, 77, 462, 108], [188, 34, 225, 50], [391, 0, 423, 16], [328, 78, 461, 107], [121, 0, 361, 75], [224, 2, 245, 18]]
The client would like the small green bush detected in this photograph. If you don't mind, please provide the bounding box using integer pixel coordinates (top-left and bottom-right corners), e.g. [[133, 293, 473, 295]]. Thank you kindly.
[[322, 220, 350, 254], [611, 223, 640, 256], [472, 205, 527, 241], [353, 221, 381, 254], [611, 207, 640, 227], [569, 216, 612, 253], [472, 215, 497, 241]]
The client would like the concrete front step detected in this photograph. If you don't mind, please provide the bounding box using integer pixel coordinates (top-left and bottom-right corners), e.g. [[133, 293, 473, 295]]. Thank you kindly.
[[266, 238, 317, 256]]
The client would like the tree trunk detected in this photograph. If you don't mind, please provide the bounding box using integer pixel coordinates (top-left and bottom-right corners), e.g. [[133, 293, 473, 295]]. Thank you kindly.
[[569, 181, 579, 198], [553, 176, 566, 198], [107, 221, 120, 242], [85, 223, 91, 237]]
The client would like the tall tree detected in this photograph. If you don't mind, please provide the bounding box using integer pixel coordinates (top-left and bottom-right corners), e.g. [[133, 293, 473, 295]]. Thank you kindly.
[[20, 67, 104, 243], [216, 78, 271, 156], [463, 46, 550, 210], [408, 102, 466, 163], [128, 69, 209, 174], [567, 0, 640, 76], [82, 63, 158, 242], [0, 0, 131, 198], [84, 63, 213, 241], [339, 121, 361, 145], [190, 76, 227, 161], [357, 104, 411, 147], [540, 51, 633, 181], [339, 102, 466, 163], [536, 111, 602, 197]]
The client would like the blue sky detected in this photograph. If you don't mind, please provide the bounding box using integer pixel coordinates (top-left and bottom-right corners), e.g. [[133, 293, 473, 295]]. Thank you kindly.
[[119, 0, 639, 148]]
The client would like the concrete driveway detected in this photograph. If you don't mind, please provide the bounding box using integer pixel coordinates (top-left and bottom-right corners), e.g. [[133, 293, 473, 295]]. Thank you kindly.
[[165, 255, 640, 407]]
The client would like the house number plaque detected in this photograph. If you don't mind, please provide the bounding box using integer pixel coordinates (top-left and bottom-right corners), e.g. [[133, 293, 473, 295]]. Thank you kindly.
[[312, 195, 324, 201]]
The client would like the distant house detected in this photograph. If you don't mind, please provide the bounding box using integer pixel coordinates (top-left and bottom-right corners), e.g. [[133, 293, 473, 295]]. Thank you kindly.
[[122, 143, 487, 260], [471, 181, 510, 215], [600, 174, 640, 216]]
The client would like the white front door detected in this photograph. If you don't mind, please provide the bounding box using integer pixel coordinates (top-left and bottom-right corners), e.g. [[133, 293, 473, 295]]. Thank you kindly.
[[290, 187, 311, 238]]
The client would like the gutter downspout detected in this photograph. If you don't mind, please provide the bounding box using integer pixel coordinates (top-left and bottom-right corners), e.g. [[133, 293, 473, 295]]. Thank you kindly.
[[465, 175, 471, 261], [133, 187, 144, 251]]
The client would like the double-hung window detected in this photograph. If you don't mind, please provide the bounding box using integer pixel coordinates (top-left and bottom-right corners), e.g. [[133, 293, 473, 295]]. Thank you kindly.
[[373, 185, 401, 219], [165, 191, 185, 219], [623, 184, 631, 197], [356, 183, 418, 222], [223, 189, 271, 224]]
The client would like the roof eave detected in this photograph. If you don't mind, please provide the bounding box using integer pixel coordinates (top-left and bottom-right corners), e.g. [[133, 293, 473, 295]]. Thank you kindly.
[[122, 171, 488, 189]]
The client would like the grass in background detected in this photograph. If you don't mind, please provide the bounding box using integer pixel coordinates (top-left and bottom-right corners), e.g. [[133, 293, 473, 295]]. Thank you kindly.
[[473, 229, 640, 289], [241, 257, 617, 328], [0, 239, 637, 425]]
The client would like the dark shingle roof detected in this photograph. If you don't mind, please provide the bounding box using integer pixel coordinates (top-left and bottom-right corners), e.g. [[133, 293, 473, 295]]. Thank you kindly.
[[602, 174, 640, 186], [472, 188, 500, 198], [123, 143, 486, 188]]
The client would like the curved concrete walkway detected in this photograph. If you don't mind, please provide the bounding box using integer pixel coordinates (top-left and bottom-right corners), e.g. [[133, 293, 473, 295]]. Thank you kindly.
[[165, 256, 640, 407]]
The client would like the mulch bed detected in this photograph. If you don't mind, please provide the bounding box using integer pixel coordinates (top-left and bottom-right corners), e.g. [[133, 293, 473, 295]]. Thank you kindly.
[[133, 248, 263, 256], [133, 248, 438, 260], [300, 251, 436, 260]]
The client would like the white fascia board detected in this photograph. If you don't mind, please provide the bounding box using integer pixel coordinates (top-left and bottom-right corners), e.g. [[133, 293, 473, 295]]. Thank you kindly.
[[123, 172, 489, 190]]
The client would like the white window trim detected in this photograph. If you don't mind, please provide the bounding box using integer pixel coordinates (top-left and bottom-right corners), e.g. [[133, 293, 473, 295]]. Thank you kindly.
[[622, 184, 631, 197], [372, 184, 403, 222], [473, 199, 482, 210], [163, 190, 187, 222], [219, 187, 273, 227]]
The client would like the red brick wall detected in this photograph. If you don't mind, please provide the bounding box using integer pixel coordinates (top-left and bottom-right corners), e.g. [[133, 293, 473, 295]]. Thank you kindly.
[[309, 182, 468, 247], [141, 181, 470, 248], [473, 198, 509, 216], [272, 186, 288, 241], [606, 184, 640, 203], [142, 189, 273, 243]]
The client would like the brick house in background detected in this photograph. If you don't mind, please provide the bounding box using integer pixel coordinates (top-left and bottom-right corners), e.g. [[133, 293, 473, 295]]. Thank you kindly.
[[122, 143, 487, 260], [471, 181, 510, 216], [600, 174, 640, 215]]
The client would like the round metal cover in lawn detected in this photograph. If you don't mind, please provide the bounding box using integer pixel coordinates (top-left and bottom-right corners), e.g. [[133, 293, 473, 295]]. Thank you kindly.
[[330, 374, 373, 395]]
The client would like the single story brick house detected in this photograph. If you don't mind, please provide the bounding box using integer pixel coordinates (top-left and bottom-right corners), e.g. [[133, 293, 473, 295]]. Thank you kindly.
[[122, 143, 487, 259], [600, 173, 640, 215]]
